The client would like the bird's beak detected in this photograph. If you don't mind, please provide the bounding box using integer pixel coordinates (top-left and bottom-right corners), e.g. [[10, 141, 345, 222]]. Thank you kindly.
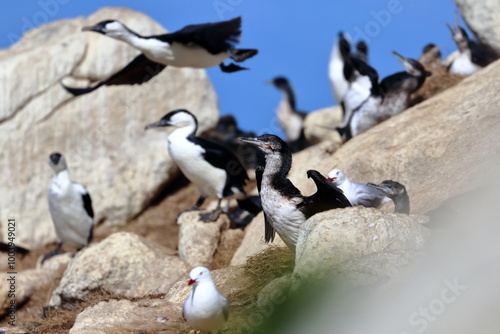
[[237, 137, 265, 148], [328, 177, 336, 182], [264, 80, 273, 85], [145, 119, 170, 130], [367, 183, 388, 193], [187, 279, 196, 286], [82, 24, 102, 33], [446, 23, 456, 34], [392, 51, 405, 62]]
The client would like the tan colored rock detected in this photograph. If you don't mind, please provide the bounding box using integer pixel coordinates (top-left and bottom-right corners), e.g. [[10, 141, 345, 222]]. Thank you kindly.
[[230, 212, 286, 266], [0, 7, 218, 249], [303, 106, 343, 145], [0, 264, 67, 317], [213, 228, 245, 269], [294, 207, 429, 283], [69, 298, 188, 334], [177, 211, 230, 268], [290, 60, 500, 214], [49, 232, 189, 306], [454, 0, 500, 55]]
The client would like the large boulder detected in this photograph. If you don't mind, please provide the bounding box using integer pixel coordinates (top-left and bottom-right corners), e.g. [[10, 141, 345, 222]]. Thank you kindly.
[[0, 7, 218, 249], [454, 0, 500, 55], [294, 207, 430, 284], [289, 59, 500, 214], [49, 232, 189, 306]]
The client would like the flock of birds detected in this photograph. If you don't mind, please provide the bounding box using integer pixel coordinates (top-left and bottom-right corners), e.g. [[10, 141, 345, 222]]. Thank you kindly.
[[41, 13, 498, 333]]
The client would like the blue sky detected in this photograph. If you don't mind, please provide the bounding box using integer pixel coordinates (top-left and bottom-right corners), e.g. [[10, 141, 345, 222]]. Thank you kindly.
[[1, 0, 460, 136]]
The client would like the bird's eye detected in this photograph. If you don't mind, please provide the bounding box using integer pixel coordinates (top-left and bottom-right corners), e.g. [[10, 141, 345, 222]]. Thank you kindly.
[[200, 272, 203, 275]]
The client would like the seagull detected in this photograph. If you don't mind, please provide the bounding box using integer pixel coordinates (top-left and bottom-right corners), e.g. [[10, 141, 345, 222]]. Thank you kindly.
[[327, 168, 389, 208], [44, 153, 94, 262], [183, 266, 228, 334], [62, 17, 258, 95], [367, 180, 410, 214], [145, 109, 261, 222], [238, 134, 351, 250]]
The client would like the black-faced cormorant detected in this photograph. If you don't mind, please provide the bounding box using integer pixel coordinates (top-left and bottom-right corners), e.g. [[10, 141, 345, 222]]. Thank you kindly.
[[446, 18, 498, 76], [238, 134, 351, 251], [45, 153, 94, 262], [268, 76, 309, 152], [367, 180, 410, 214], [62, 17, 258, 95], [145, 109, 261, 222], [340, 51, 430, 140]]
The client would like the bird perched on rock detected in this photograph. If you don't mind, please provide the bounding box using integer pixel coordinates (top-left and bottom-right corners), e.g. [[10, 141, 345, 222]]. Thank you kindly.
[[267, 76, 309, 152], [367, 180, 410, 214], [145, 109, 261, 222], [44, 153, 94, 262], [238, 134, 351, 251], [339, 51, 430, 140], [183, 266, 228, 334], [327, 168, 389, 208], [62, 17, 258, 95], [446, 17, 498, 76]]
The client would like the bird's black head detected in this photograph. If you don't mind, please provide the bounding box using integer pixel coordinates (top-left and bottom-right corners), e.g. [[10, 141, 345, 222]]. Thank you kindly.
[[48, 152, 67, 174], [338, 32, 351, 58], [145, 109, 198, 133], [82, 20, 135, 39], [351, 57, 379, 85], [392, 51, 431, 78], [356, 40, 368, 57], [237, 134, 289, 156], [367, 180, 407, 199], [269, 76, 290, 90]]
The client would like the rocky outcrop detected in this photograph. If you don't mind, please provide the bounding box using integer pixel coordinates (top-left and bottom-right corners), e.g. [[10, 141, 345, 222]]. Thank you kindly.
[[69, 299, 187, 334], [0, 7, 218, 249], [454, 0, 500, 55], [289, 59, 500, 215], [294, 207, 429, 284], [50, 232, 189, 306], [177, 211, 230, 268]]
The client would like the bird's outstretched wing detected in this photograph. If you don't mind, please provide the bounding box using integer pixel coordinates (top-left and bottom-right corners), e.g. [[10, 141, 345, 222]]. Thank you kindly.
[[256, 166, 275, 243], [62, 54, 166, 96], [298, 170, 351, 219], [157, 17, 242, 55]]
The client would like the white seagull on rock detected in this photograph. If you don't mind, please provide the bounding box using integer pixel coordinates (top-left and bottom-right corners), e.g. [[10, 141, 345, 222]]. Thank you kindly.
[[183, 266, 229, 334], [327, 168, 389, 208]]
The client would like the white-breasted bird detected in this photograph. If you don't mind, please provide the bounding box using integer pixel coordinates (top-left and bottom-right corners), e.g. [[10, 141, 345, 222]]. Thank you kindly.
[[183, 266, 228, 334], [62, 17, 258, 95], [44, 153, 94, 262], [327, 168, 389, 208], [145, 109, 261, 222], [238, 135, 351, 251]]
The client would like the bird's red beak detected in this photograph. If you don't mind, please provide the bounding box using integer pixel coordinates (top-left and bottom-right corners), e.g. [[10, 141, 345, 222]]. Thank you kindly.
[[328, 177, 336, 182], [187, 279, 196, 286]]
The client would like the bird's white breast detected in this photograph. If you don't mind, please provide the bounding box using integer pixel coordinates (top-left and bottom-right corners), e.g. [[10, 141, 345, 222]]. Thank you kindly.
[[48, 173, 93, 249], [276, 99, 303, 142], [329, 47, 349, 103], [449, 53, 481, 76], [260, 181, 304, 250], [139, 39, 229, 68], [183, 282, 227, 332], [168, 134, 227, 198], [342, 75, 372, 127]]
